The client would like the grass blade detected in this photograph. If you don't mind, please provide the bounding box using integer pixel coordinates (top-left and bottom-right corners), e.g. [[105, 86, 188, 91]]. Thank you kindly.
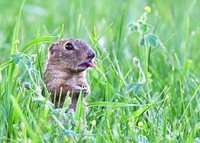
[[20, 36, 58, 52], [59, 24, 65, 39], [87, 102, 139, 107]]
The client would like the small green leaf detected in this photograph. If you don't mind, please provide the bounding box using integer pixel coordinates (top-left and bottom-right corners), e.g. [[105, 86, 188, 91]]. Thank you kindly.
[[130, 25, 135, 31], [127, 82, 137, 92], [146, 34, 158, 48], [11, 54, 21, 65], [128, 23, 133, 27], [128, 23, 135, 32], [26, 62, 31, 68], [134, 84, 140, 95], [140, 23, 147, 32], [14, 56, 20, 65], [10, 54, 18, 58], [139, 37, 145, 47]]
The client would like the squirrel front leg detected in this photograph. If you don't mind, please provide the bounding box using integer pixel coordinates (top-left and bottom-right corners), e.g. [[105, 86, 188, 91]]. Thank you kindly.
[[58, 82, 89, 99], [74, 84, 90, 96], [48, 84, 79, 108], [48, 82, 89, 108], [59, 84, 89, 110]]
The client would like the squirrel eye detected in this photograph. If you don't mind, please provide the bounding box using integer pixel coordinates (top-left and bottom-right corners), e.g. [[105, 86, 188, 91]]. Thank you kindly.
[[65, 43, 74, 50]]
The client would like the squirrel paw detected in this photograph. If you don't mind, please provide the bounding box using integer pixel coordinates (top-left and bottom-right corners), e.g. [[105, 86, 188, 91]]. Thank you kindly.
[[74, 86, 89, 96]]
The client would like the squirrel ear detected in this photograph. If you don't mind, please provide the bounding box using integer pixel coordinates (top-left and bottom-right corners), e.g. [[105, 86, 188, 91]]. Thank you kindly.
[[48, 43, 57, 56]]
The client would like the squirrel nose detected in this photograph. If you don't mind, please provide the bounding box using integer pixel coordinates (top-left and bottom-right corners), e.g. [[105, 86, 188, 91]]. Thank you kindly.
[[87, 50, 95, 59]]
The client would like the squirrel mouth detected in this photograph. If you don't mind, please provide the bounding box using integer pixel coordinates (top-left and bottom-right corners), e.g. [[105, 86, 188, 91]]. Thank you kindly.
[[78, 61, 94, 71]]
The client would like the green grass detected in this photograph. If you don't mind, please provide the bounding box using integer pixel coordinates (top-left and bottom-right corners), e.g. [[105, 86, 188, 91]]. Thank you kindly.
[[0, 0, 200, 142]]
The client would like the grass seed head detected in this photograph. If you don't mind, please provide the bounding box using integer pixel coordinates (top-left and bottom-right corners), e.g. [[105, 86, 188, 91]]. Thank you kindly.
[[138, 121, 144, 127], [91, 120, 96, 126], [144, 6, 151, 13]]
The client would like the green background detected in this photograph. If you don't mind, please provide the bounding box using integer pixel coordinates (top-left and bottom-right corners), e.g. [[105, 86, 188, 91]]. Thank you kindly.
[[0, 0, 199, 142]]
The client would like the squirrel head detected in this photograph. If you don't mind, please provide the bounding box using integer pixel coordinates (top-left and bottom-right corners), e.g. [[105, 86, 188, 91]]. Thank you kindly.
[[48, 38, 96, 72]]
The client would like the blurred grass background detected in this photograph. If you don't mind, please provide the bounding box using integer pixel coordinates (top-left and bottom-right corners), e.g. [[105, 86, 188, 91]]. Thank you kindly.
[[0, 0, 199, 142], [0, 0, 200, 74]]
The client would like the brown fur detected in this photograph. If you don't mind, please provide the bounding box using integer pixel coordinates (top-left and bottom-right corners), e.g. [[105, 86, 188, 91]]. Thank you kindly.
[[43, 38, 95, 110]]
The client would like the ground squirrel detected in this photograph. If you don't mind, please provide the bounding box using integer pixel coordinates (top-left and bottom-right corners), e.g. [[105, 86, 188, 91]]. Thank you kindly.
[[43, 38, 95, 110]]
